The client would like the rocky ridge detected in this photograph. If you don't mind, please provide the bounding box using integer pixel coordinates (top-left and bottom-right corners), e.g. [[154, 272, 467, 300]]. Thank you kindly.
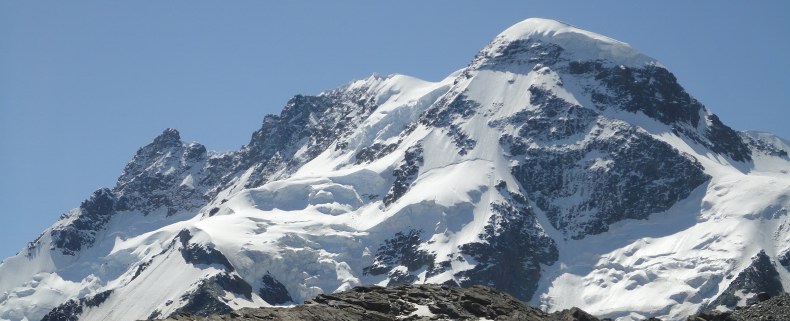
[[688, 292, 790, 321], [155, 284, 601, 321], [155, 284, 790, 321]]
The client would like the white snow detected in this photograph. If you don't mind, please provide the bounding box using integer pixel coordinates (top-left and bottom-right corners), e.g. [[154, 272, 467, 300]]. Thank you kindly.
[[401, 303, 434, 319], [487, 18, 658, 68]]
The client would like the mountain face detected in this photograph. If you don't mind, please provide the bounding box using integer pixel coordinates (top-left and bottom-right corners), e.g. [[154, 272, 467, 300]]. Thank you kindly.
[[1, 18, 789, 321]]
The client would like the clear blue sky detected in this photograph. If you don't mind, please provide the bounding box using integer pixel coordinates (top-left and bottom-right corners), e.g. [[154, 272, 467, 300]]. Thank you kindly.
[[1, 1, 788, 259]]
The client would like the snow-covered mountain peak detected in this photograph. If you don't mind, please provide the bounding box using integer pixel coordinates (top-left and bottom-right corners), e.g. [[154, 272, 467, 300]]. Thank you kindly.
[[476, 17, 657, 69], [2, 18, 790, 321]]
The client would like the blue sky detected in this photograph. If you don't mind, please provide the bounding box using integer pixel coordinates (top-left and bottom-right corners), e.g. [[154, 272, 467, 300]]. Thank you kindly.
[[0, 1, 788, 259]]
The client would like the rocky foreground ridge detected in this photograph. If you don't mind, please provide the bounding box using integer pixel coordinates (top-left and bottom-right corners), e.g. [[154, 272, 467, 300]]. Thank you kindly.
[[155, 284, 789, 321]]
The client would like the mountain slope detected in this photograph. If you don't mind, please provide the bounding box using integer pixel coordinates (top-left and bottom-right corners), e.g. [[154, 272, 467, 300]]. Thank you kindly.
[[1, 18, 789, 321]]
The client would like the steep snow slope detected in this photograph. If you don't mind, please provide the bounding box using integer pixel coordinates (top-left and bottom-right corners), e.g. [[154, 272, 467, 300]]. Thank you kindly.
[[1, 18, 788, 321]]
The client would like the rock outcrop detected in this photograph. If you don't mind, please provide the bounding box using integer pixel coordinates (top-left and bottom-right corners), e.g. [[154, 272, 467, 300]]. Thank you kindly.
[[155, 284, 601, 321]]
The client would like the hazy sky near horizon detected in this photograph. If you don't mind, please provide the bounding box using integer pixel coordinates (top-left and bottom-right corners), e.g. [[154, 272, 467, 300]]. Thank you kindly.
[[1, 1, 788, 259]]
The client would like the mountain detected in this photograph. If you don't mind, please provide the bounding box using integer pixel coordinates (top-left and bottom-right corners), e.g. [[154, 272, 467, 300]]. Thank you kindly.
[[1, 18, 789, 321]]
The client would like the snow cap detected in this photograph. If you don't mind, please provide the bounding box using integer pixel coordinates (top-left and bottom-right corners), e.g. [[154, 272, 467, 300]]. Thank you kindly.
[[489, 18, 658, 67]]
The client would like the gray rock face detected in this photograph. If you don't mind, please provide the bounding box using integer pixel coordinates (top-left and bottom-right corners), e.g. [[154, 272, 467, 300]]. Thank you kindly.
[[420, 94, 479, 155], [383, 145, 424, 206], [729, 293, 790, 321], [241, 82, 380, 188], [177, 230, 235, 271], [355, 142, 398, 164], [479, 39, 717, 240], [171, 273, 253, 317], [363, 229, 434, 284], [153, 284, 790, 321], [155, 284, 602, 321], [688, 292, 790, 321], [571, 61, 751, 163], [475, 36, 752, 163], [583, 62, 704, 127], [503, 92, 710, 238], [50, 188, 116, 255], [704, 250, 784, 312], [116, 129, 212, 215], [41, 290, 113, 321], [457, 182, 558, 301], [741, 133, 790, 158], [258, 274, 292, 305]]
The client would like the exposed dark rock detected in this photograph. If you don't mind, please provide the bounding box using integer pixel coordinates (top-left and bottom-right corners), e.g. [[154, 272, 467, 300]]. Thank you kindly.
[[466, 37, 565, 76], [41, 290, 113, 321], [382, 145, 424, 206], [176, 229, 192, 244], [244, 95, 337, 169], [131, 261, 151, 281], [704, 250, 784, 312], [551, 307, 602, 321], [420, 94, 479, 155], [591, 63, 703, 127], [151, 128, 182, 148], [778, 249, 790, 271], [155, 284, 581, 321], [514, 86, 598, 141], [705, 115, 752, 162], [115, 129, 210, 216], [488, 78, 712, 240], [387, 268, 419, 286], [174, 273, 253, 317], [259, 273, 292, 305], [83, 290, 112, 308], [363, 229, 434, 280], [159, 288, 790, 321], [474, 39, 752, 163], [457, 184, 558, 301], [687, 293, 790, 320], [511, 120, 709, 239], [568, 61, 752, 163], [147, 310, 162, 320], [176, 229, 235, 271], [447, 125, 477, 156], [51, 188, 117, 255], [421, 94, 478, 128], [480, 38, 564, 68], [729, 292, 790, 320], [242, 83, 380, 188], [355, 143, 399, 164], [741, 133, 789, 158], [180, 243, 234, 271], [41, 299, 82, 321]]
